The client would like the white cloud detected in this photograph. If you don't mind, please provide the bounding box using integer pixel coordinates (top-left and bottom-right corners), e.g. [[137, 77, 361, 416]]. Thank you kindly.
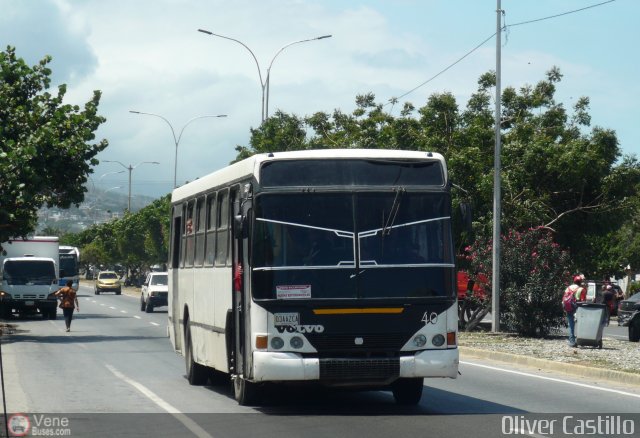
[[1, 0, 637, 198]]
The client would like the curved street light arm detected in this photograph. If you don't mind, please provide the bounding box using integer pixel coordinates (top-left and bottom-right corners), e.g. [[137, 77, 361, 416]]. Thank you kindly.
[[129, 110, 179, 148], [102, 159, 128, 170], [198, 29, 265, 120], [266, 35, 331, 76], [176, 115, 227, 145], [132, 161, 160, 170], [198, 29, 264, 87], [264, 34, 332, 119]]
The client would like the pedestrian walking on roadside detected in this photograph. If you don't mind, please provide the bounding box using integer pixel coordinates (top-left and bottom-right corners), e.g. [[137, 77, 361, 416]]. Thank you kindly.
[[603, 284, 615, 326], [562, 275, 584, 347], [55, 280, 79, 332]]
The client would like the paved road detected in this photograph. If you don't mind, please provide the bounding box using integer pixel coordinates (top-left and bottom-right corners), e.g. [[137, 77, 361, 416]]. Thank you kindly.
[[1, 284, 639, 437]]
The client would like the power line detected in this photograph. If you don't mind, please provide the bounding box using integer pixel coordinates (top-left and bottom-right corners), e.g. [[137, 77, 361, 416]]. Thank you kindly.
[[388, 0, 616, 105], [508, 0, 615, 28]]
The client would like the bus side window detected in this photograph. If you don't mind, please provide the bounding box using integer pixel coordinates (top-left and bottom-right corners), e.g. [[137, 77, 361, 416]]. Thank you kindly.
[[185, 201, 195, 267], [180, 203, 187, 267], [215, 189, 229, 266], [171, 206, 181, 269], [194, 196, 206, 266], [204, 192, 217, 266]]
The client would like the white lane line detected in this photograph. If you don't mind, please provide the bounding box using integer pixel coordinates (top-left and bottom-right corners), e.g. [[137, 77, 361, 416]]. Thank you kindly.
[[105, 364, 214, 438], [109, 306, 116, 310], [461, 360, 640, 399], [150, 322, 160, 326], [133, 315, 142, 319], [121, 310, 128, 314], [100, 304, 105, 307]]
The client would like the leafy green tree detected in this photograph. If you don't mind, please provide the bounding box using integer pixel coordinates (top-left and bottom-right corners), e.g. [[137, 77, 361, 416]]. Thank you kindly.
[[234, 67, 640, 278], [0, 46, 108, 244], [66, 196, 170, 273]]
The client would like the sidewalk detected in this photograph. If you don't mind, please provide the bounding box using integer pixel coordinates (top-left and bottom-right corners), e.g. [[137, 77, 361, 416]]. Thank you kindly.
[[459, 331, 640, 387]]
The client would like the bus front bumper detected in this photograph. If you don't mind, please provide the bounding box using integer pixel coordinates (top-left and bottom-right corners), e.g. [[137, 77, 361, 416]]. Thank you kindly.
[[252, 348, 459, 382]]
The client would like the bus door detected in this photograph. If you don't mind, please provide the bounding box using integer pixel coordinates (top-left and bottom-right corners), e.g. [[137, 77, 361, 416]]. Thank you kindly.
[[170, 206, 183, 350], [231, 184, 251, 378]]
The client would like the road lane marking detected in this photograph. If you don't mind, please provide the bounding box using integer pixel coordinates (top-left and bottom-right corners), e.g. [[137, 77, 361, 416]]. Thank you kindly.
[[150, 322, 160, 326], [461, 360, 640, 399], [100, 304, 105, 306], [105, 364, 214, 438], [109, 306, 116, 310], [121, 310, 127, 314], [133, 316, 142, 319]]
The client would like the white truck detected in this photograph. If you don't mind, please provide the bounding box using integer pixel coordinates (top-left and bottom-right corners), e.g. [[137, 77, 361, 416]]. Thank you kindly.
[[0, 236, 60, 319]]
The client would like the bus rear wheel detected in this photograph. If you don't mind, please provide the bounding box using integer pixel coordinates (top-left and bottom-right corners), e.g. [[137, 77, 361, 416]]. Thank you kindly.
[[233, 376, 260, 406], [392, 378, 424, 405], [185, 324, 208, 385]]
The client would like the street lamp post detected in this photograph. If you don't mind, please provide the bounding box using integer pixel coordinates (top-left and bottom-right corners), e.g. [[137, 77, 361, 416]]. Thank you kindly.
[[103, 160, 159, 211], [198, 29, 331, 122], [129, 111, 227, 188]]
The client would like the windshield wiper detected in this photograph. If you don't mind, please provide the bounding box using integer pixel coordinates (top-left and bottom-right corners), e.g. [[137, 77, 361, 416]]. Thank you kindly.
[[381, 187, 405, 237]]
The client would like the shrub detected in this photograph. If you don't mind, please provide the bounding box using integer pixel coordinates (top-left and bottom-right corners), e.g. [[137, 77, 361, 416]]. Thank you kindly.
[[465, 227, 573, 337]]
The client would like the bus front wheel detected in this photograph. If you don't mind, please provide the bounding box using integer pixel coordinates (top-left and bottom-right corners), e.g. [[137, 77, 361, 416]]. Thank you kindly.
[[392, 378, 424, 405], [233, 376, 260, 406]]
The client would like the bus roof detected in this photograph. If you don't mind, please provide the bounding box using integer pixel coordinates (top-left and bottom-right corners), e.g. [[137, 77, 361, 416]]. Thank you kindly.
[[171, 149, 447, 203]]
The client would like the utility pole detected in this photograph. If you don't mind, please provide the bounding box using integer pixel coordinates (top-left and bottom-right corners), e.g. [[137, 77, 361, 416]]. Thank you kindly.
[[492, 0, 503, 332]]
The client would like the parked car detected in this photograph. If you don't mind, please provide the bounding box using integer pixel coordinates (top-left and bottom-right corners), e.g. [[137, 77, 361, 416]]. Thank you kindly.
[[617, 291, 640, 342], [140, 272, 168, 313], [94, 271, 122, 295]]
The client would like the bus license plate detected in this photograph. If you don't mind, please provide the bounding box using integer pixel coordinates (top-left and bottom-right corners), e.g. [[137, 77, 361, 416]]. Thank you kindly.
[[25, 301, 34, 306], [274, 313, 299, 327]]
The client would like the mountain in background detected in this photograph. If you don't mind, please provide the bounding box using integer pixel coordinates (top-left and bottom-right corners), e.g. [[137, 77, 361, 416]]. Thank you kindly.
[[37, 187, 158, 234]]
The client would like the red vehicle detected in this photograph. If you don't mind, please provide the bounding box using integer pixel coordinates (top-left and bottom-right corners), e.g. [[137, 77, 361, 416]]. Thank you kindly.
[[457, 271, 488, 301], [457, 271, 488, 324]]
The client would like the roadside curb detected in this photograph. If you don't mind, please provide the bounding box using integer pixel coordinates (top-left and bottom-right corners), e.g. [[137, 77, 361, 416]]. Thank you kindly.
[[459, 346, 640, 386]]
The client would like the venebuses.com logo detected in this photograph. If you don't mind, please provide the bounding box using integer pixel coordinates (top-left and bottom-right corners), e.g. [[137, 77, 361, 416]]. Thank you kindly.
[[6, 413, 71, 436]]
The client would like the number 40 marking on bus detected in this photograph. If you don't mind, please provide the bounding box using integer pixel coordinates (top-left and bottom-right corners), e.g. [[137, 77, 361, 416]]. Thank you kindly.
[[421, 312, 438, 324]]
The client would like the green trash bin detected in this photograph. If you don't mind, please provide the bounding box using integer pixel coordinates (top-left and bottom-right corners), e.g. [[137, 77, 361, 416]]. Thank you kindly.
[[575, 303, 606, 348]]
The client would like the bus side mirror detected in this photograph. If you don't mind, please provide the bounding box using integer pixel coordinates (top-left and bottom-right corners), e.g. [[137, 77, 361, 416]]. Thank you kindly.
[[234, 215, 248, 239]]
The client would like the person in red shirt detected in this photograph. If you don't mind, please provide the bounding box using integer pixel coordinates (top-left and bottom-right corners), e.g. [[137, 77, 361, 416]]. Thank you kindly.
[[55, 280, 79, 332]]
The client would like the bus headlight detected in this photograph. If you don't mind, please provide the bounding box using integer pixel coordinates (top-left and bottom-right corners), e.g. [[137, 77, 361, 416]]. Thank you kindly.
[[0, 291, 9, 300], [270, 337, 284, 350], [413, 334, 427, 348], [432, 334, 445, 347], [290, 336, 304, 349]]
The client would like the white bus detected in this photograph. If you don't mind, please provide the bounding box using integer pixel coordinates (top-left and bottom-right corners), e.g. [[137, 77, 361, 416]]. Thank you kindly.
[[168, 149, 459, 405], [59, 246, 80, 290]]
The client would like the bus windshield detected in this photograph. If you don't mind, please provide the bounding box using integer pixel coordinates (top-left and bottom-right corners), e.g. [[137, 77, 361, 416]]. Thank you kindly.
[[59, 254, 79, 276], [251, 192, 454, 300]]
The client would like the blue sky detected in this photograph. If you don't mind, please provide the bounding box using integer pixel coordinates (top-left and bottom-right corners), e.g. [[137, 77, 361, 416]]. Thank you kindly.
[[1, 0, 637, 198]]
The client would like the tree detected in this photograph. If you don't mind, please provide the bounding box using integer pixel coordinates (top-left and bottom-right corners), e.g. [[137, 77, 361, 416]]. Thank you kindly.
[[67, 196, 170, 273], [0, 46, 108, 245], [234, 67, 640, 278]]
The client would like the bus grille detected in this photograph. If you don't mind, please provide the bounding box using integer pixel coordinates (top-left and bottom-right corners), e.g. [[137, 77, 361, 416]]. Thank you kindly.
[[319, 358, 399, 383], [305, 333, 408, 353]]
